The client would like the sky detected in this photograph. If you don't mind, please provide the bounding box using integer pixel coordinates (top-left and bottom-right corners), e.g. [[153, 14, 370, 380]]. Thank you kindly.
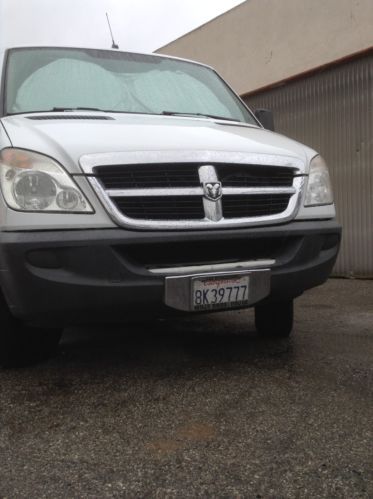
[[0, 0, 244, 52]]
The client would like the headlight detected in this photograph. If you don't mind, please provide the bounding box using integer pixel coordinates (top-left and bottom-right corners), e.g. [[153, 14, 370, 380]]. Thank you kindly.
[[0, 149, 93, 212], [304, 155, 333, 206]]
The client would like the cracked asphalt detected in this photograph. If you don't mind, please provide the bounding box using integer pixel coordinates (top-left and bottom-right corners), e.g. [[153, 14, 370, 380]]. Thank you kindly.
[[0, 278, 372, 498]]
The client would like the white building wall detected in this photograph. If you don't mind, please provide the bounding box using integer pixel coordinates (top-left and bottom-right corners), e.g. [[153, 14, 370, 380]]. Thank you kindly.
[[156, 0, 373, 95]]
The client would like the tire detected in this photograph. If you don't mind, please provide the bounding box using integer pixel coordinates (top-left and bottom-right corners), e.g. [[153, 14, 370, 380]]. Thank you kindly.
[[255, 300, 294, 338], [0, 293, 62, 368]]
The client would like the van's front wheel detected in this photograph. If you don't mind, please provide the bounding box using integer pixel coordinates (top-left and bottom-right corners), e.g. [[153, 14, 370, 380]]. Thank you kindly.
[[0, 294, 62, 368], [255, 300, 294, 338]]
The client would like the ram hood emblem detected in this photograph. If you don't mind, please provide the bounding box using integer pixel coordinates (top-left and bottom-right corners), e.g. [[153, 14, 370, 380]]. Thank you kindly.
[[203, 181, 222, 201]]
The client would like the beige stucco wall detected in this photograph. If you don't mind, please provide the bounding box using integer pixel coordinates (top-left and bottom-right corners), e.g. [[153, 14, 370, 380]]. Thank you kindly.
[[156, 0, 373, 95]]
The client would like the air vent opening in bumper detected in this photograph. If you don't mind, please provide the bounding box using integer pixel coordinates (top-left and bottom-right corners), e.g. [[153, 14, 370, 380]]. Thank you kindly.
[[115, 236, 302, 269]]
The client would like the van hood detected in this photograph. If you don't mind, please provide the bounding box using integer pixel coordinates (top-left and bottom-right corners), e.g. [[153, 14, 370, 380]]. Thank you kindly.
[[1, 113, 316, 174]]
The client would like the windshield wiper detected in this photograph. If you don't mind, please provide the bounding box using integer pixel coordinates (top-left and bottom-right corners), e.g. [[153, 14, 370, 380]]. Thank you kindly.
[[161, 111, 242, 122]]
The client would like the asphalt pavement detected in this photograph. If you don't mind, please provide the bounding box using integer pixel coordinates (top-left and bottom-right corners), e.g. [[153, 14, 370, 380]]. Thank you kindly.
[[0, 278, 372, 498]]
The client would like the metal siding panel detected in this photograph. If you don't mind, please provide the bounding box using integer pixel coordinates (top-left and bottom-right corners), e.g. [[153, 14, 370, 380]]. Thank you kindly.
[[245, 54, 373, 276]]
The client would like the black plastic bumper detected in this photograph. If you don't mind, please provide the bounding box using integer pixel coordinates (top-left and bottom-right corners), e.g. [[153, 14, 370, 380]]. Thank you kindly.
[[0, 220, 341, 325]]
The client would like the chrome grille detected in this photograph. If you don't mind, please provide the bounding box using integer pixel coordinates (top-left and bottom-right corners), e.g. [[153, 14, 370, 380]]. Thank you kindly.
[[82, 153, 304, 230]]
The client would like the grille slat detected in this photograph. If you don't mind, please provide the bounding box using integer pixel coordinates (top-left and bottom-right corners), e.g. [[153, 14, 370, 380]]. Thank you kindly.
[[113, 196, 204, 220], [217, 165, 294, 187], [223, 194, 291, 218], [95, 164, 200, 189], [94, 163, 295, 190], [27, 115, 114, 120]]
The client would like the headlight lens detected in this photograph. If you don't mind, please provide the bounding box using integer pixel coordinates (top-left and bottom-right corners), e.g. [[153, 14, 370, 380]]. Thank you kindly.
[[0, 149, 93, 212], [304, 155, 333, 206]]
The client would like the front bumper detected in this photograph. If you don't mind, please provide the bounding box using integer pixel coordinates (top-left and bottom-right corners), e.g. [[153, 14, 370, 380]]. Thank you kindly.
[[0, 220, 341, 326]]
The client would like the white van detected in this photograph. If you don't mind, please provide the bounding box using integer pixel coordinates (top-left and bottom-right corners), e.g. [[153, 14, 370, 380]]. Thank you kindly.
[[0, 46, 341, 365]]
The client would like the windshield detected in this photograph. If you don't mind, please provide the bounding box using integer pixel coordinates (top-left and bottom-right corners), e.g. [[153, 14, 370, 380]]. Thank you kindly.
[[4, 47, 257, 124]]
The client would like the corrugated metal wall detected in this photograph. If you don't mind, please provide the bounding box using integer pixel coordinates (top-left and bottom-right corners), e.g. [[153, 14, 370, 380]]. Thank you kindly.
[[244, 53, 373, 277]]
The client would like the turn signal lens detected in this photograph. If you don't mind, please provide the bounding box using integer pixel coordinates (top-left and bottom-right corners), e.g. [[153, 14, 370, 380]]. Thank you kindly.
[[1, 149, 32, 169]]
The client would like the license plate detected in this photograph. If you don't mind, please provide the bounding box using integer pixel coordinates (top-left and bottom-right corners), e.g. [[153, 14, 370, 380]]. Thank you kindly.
[[192, 274, 249, 311]]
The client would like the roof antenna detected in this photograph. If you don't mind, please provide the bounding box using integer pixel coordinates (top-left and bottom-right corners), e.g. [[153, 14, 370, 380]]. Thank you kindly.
[[106, 12, 119, 49]]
